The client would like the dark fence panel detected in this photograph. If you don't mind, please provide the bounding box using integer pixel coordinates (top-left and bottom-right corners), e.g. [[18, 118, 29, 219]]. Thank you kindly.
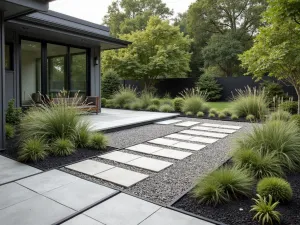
[[123, 76, 298, 101]]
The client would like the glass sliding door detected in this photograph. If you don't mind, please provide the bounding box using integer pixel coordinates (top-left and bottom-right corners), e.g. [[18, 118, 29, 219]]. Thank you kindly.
[[70, 48, 87, 96], [21, 40, 41, 105], [47, 44, 67, 97]]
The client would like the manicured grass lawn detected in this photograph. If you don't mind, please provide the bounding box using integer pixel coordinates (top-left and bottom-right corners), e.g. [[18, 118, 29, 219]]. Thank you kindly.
[[207, 102, 231, 111]]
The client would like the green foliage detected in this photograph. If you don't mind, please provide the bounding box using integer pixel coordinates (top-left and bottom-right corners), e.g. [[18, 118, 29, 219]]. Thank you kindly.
[[209, 108, 218, 114], [250, 194, 281, 225], [102, 17, 192, 87], [197, 111, 204, 117], [89, 133, 108, 150], [269, 110, 291, 122], [159, 104, 174, 113], [208, 113, 216, 118], [146, 104, 159, 111], [193, 166, 254, 206], [260, 80, 287, 102], [246, 114, 255, 122], [185, 111, 193, 116], [231, 114, 239, 120], [51, 138, 75, 156], [279, 101, 298, 114], [237, 120, 300, 171], [140, 90, 155, 109], [257, 177, 293, 202], [18, 138, 48, 162], [196, 75, 222, 101], [74, 123, 91, 148], [174, 97, 184, 111], [180, 89, 209, 115], [232, 148, 284, 179], [130, 101, 143, 110], [290, 114, 300, 128], [231, 87, 269, 120], [101, 69, 120, 99], [5, 124, 15, 139], [151, 98, 161, 106], [221, 108, 231, 116], [6, 99, 22, 125], [160, 98, 174, 107], [112, 86, 137, 108], [101, 98, 107, 107], [105, 99, 114, 108], [218, 112, 226, 119]]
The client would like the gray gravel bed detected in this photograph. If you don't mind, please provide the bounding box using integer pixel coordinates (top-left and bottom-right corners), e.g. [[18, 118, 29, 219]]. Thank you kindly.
[[106, 124, 186, 148]]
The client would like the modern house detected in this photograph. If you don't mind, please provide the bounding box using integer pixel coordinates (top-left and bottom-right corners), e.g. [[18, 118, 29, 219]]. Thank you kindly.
[[0, 0, 130, 149]]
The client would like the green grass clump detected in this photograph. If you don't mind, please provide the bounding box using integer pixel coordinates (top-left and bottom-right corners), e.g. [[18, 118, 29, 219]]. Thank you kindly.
[[185, 111, 193, 116], [159, 104, 174, 113], [290, 114, 300, 128], [146, 104, 159, 111], [74, 123, 91, 148], [246, 114, 255, 121], [160, 98, 174, 107], [130, 101, 142, 110], [209, 108, 218, 114], [51, 138, 75, 156], [89, 133, 108, 150], [174, 97, 184, 111], [193, 166, 254, 206], [231, 114, 239, 120], [221, 108, 232, 116], [251, 194, 281, 225], [18, 138, 48, 162], [232, 148, 284, 179], [105, 99, 114, 108], [5, 124, 15, 139], [112, 86, 137, 108], [150, 98, 160, 106], [218, 112, 226, 119], [140, 90, 155, 109], [269, 110, 291, 122], [279, 101, 298, 114], [257, 177, 293, 202], [197, 111, 204, 117], [208, 112, 216, 118], [231, 87, 269, 120], [101, 98, 107, 107], [180, 88, 209, 115], [236, 120, 300, 171]]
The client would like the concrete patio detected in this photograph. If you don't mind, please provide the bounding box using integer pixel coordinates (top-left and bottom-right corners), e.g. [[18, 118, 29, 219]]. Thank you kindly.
[[84, 108, 179, 131]]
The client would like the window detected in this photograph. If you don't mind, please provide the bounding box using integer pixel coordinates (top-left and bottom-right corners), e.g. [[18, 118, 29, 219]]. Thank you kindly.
[[70, 48, 87, 96], [5, 44, 12, 70], [21, 40, 41, 105]]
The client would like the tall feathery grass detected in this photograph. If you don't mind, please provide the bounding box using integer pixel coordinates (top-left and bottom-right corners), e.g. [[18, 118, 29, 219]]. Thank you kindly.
[[180, 88, 209, 115], [112, 86, 137, 108]]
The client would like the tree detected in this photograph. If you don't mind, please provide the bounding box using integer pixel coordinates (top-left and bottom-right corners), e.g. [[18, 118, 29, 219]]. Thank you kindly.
[[196, 75, 222, 101], [187, 0, 267, 76], [173, 12, 188, 35], [240, 0, 300, 113], [103, 0, 173, 37], [102, 17, 192, 87], [101, 70, 121, 99]]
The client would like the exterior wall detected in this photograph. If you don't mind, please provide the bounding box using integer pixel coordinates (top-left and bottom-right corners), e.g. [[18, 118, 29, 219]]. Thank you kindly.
[[90, 46, 101, 111]]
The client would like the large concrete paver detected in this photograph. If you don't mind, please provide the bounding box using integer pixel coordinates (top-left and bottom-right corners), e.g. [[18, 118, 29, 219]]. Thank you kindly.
[[62, 215, 104, 225], [43, 178, 116, 211], [192, 126, 236, 134], [152, 149, 192, 160], [148, 138, 179, 146], [156, 119, 182, 125], [66, 160, 114, 176], [84, 193, 160, 225], [201, 123, 241, 130], [180, 130, 227, 138], [173, 142, 206, 151], [175, 121, 201, 127], [126, 157, 173, 172], [126, 144, 162, 154], [100, 151, 141, 163]]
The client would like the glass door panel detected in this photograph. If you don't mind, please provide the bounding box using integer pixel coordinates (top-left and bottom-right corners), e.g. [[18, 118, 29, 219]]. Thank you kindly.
[[70, 48, 87, 96]]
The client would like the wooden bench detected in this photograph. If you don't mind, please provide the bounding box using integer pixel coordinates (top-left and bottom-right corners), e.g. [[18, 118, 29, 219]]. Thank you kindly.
[[52, 96, 100, 114]]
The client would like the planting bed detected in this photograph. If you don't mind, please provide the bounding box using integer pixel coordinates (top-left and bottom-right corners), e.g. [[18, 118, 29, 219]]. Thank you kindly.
[[173, 172, 300, 225], [1, 137, 116, 171]]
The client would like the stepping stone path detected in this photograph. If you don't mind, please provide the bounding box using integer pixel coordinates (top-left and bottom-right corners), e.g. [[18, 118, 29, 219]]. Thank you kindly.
[[175, 121, 201, 127], [191, 126, 237, 134], [66, 160, 114, 176], [127, 157, 173, 172], [152, 149, 192, 160], [156, 119, 182, 125], [100, 151, 141, 163], [180, 130, 228, 138], [127, 144, 162, 154], [201, 123, 241, 130], [148, 138, 206, 151]]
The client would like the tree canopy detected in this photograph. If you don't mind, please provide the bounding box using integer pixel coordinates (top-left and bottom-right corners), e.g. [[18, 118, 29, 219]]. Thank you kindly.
[[102, 17, 192, 87], [103, 0, 173, 36]]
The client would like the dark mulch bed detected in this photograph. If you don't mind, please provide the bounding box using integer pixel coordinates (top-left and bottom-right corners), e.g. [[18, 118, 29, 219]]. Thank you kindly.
[[173, 173, 300, 225], [1, 137, 117, 171]]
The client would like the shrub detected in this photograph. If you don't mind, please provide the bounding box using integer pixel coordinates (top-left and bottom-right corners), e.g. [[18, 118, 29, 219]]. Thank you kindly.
[[174, 97, 184, 111], [146, 104, 159, 111], [250, 194, 281, 225], [197, 111, 204, 117], [123, 103, 131, 109], [208, 112, 216, 118], [74, 123, 90, 148], [290, 114, 300, 128], [209, 108, 218, 114], [112, 86, 137, 108], [196, 75, 222, 101], [140, 90, 155, 109], [218, 112, 226, 119], [221, 108, 231, 116], [231, 114, 239, 120], [260, 80, 286, 102], [180, 88, 209, 115], [160, 98, 174, 107], [89, 133, 108, 150], [231, 87, 269, 120], [185, 111, 193, 116], [232, 149, 284, 179], [101, 69, 120, 99], [5, 124, 15, 139], [279, 101, 298, 114], [237, 120, 300, 171], [130, 101, 143, 110], [193, 166, 254, 206], [269, 110, 291, 122], [6, 99, 22, 125], [246, 114, 255, 121], [105, 99, 114, 108], [18, 138, 48, 162], [150, 98, 160, 106], [159, 104, 174, 113], [51, 138, 75, 156], [101, 98, 107, 107], [257, 177, 293, 202]]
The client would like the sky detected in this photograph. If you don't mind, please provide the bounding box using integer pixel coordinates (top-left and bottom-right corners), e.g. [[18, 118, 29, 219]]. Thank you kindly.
[[50, 0, 195, 25]]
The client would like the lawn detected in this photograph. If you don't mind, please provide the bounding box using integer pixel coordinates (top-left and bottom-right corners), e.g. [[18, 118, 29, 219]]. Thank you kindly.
[[206, 102, 231, 111]]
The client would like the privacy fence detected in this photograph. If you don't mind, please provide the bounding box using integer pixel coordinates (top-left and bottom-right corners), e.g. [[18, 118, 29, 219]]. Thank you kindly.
[[123, 76, 298, 101]]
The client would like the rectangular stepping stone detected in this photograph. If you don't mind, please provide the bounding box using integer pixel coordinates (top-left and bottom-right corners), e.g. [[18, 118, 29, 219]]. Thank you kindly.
[[175, 121, 200, 127], [180, 130, 227, 138], [173, 142, 206, 151], [189, 136, 219, 144], [43, 178, 116, 211], [152, 149, 192, 160], [17, 170, 79, 194], [127, 157, 173, 172], [62, 215, 102, 225], [66, 160, 114, 176], [94, 167, 149, 187], [201, 123, 241, 130], [165, 133, 193, 141], [192, 126, 236, 134], [148, 138, 179, 146], [156, 119, 182, 125], [84, 193, 161, 225], [100, 151, 141, 163], [127, 144, 162, 154]]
